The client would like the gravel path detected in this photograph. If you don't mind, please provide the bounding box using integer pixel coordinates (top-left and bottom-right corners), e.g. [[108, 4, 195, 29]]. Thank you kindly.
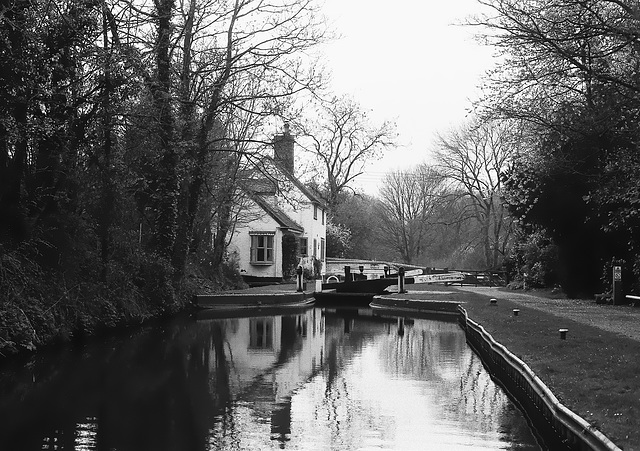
[[456, 286, 640, 342]]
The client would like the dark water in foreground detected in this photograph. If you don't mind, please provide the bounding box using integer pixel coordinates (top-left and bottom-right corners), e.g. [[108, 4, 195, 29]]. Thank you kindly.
[[0, 307, 541, 450]]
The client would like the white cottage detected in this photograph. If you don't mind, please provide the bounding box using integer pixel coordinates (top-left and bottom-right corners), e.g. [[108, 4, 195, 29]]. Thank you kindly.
[[228, 126, 327, 285]]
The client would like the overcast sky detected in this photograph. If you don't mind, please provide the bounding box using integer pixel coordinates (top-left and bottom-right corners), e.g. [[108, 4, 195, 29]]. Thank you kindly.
[[318, 0, 496, 194]]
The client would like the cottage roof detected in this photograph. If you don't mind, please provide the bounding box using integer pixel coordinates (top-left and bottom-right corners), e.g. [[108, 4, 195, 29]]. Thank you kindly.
[[249, 193, 304, 233], [270, 158, 326, 207], [241, 156, 327, 207]]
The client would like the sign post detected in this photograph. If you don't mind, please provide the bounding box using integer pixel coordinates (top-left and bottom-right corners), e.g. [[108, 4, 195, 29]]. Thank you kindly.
[[613, 265, 622, 305]]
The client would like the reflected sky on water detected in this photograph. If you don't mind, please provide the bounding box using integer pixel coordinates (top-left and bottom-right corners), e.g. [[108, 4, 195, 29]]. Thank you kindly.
[[0, 308, 540, 450]]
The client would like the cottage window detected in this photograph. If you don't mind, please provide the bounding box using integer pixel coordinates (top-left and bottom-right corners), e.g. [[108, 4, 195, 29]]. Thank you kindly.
[[321, 238, 325, 261], [314, 204, 318, 220], [299, 237, 308, 256], [322, 209, 325, 225], [250, 233, 274, 264], [313, 238, 317, 258]]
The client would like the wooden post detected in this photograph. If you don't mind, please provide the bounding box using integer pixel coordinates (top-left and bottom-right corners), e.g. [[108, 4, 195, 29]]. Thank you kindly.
[[398, 267, 406, 293], [344, 266, 351, 283]]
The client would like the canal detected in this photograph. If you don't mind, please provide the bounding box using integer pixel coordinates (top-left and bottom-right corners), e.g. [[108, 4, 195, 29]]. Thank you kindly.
[[0, 307, 541, 450]]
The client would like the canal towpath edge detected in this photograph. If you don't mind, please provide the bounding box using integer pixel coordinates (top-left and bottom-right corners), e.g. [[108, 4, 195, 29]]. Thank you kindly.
[[452, 285, 640, 451]]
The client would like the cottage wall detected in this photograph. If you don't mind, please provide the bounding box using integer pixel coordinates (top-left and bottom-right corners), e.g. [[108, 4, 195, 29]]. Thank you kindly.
[[228, 200, 284, 279], [283, 200, 326, 273]]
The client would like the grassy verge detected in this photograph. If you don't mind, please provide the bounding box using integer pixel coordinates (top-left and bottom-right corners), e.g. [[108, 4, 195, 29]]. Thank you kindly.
[[415, 284, 639, 451]]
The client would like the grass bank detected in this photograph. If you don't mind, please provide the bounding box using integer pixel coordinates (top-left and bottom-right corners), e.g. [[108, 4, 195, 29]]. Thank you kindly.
[[436, 285, 639, 451]]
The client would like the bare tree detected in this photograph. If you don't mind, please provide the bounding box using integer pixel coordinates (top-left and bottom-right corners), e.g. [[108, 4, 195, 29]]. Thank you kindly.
[[296, 95, 397, 210], [377, 165, 444, 265], [116, 0, 328, 280], [471, 0, 640, 127], [434, 118, 517, 269]]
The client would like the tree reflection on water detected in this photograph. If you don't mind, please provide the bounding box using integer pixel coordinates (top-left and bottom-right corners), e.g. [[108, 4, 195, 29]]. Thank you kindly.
[[0, 308, 540, 450]]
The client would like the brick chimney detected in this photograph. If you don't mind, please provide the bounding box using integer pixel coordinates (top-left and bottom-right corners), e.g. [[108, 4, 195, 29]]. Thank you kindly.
[[273, 123, 295, 174]]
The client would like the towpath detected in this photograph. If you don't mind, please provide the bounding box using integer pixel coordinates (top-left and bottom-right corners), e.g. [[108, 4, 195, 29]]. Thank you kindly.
[[456, 286, 640, 342]]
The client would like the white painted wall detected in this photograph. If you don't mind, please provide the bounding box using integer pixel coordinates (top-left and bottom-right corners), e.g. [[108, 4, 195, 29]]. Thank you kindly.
[[280, 198, 327, 274], [228, 198, 283, 279]]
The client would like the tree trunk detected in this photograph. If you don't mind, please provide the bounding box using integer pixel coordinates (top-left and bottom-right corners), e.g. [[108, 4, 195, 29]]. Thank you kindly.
[[99, 11, 115, 281], [151, 0, 177, 261], [171, 0, 197, 283]]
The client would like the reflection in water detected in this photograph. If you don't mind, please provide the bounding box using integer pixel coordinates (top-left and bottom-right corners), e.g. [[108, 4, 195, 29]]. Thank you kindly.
[[0, 308, 540, 450]]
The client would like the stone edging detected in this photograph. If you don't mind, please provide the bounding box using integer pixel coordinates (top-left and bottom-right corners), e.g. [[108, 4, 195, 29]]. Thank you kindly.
[[458, 305, 620, 451]]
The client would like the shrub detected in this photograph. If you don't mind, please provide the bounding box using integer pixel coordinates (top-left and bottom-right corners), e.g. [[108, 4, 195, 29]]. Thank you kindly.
[[134, 253, 176, 312], [281, 233, 298, 280], [506, 229, 560, 288]]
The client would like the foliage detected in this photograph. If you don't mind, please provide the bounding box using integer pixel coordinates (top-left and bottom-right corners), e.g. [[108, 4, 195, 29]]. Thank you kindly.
[[324, 192, 389, 260], [504, 229, 560, 289], [281, 233, 299, 280], [325, 221, 352, 258], [473, 0, 640, 295]]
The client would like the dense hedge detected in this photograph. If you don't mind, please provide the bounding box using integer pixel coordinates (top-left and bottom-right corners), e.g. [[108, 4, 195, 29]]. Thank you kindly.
[[0, 243, 243, 358]]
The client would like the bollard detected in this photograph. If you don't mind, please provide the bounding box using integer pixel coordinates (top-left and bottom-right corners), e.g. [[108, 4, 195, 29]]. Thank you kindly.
[[559, 328, 568, 340], [344, 266, 352, 283], [296, 266, 304, 292], [398, 267, 406, 293], [384, 266, 389, 278], [490, 298, 497, 305], [513, 309, 520, 316]]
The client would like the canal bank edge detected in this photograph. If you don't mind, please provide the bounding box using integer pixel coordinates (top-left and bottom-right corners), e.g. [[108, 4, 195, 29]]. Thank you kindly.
[[193, 291, 315, 310], [370, 295, 460, 316], [458, 305, 620, 451]]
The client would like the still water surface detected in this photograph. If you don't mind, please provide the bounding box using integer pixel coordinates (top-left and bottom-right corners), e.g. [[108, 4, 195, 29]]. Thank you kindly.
[[0, 307, 541, 450]]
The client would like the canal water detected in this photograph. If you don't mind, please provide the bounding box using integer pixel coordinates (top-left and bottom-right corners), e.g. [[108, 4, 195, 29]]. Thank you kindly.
[[0, 307, 541, 450]]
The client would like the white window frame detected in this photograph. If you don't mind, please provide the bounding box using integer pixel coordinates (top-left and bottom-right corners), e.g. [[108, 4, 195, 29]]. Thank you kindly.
[[250, 233, 275, 265]]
